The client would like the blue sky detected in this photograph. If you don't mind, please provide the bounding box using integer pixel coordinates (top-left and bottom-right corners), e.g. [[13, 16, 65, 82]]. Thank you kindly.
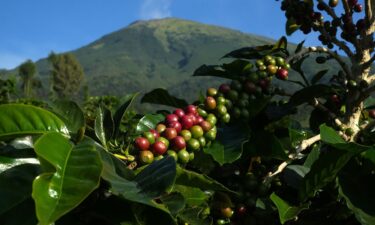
[[0, 0, 348, 69]]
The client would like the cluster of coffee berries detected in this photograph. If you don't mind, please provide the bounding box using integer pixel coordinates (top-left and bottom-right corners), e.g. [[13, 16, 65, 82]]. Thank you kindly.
[[281, 0, 323, 34], [134, 104, 223, 165], [211, 163, 280, 225], [255, 55, 289, 81]]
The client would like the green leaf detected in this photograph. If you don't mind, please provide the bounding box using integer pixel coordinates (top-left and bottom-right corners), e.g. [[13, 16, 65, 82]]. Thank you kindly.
[[203, 123, 249, 165], [222, 59, 252, 75], [320, 124, 373, 153], [286, 18, 300, 36], [338, 161, 375, 225], [32, 133, 103, 225], [193, 64, 233, 79], [311, 69, 328, 84], [101, 155, 176, 212], [134, 156, 177, 198], [295, 40, 305, 54], [113, 94, 138, 137], [299, 149, 355, 201], [222, 45, 274, 59], [364, 97, 375, 109], [172, 185, 208, 206], [0, 104, 69, 140], [141, 88, 188, 108], [51, 100, 85, 134], [0, 156, 39, 173], [273, 36, 288, 51], [135, 114, 165, 134], [177, 207, 212, 225], [0, 164, 40, 215], [270, 193, 308, 224], [160, 192, 186, 216], [95, 106, 114, 147], [283, 165, 310, 190], [303, 144, 321, 168], [245, 130, 289, 160], [175, 166, 234, 193], [289, 85, 332, 106]]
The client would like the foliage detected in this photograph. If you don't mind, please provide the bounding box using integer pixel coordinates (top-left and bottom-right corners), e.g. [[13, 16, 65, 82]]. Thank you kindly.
[[48, 52, 85, 99], [1, 1, 375, 225]]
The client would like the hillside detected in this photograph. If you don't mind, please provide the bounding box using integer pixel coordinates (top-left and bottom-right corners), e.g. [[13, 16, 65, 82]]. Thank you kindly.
[[12, 18, 347, 102]]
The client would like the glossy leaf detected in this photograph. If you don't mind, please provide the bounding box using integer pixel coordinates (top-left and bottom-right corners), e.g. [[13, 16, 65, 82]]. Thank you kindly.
[[311, 69, 328, 84], [175, 166, 233, 193], [303, 144, 321, 168], [141, 88, 188, 108], [286, 18, 300, 36], [113, 94, 138, 137], [338, 161, 375, 225], [95, 106, 114, 147], [289, 85, 332, 106], [52, 100, 85, 134], [135, 114, 165, 134], [295, 40, 305, 54], [203, 123, 249, 165], [270, 193, 308, 224], [222, 45, 273, 59], [299, 149, 355, 201], [177, 207, 212, 225], [172, 185, 208, 206], [320, 124, 373, 153], [0, 156, 39, 173], [193, 64, 233, 79], [101, 155, 176, 212], [160, 192, 186, 216], [0, 164, 39, 215], [222, 59, 252, 75], [0, 104, 69, 140], [32, 133, 103, 225], [283, 165, 310, 190]]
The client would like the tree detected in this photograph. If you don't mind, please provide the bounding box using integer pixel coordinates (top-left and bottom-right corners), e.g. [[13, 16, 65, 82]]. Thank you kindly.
[[280, 0, 375, 139], [18, 60, 36, 98], [48, 52, 85, 99]]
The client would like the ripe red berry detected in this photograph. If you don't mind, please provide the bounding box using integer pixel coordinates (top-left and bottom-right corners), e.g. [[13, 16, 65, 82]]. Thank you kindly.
[[167, 121, 182, 133], [173, 108, 185, 118], [166, 114, 179, 123], [180, 115, 194, 129], [186, 113, 197, 125], [330, 94, 340, 104], [219, 83, 231, 94], [196, 116, 204, 124], [354, 4, 362, 12], [258, 79, 270, 90], [244, 81, 257, 94], [152, 141, 167, 155], [237, 205, 247, 216], [149, 129, 160, 139], [199, 121, 212, 132], [348, 0, 358, 6], [163, 128, 178, 140], [185, 105, 198, 115], [134, 137, 150, 151], [276, 68, 288, 80], [369, 110, 375, 119], [171, 136, 186, 150]]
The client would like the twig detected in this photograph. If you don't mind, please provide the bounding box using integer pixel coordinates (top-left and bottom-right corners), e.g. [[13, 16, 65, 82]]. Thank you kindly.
[[316, 26, 355, 58], [295, 134, 322, 153], [310, 98, 343, 126], [342, 0, 352, 16]]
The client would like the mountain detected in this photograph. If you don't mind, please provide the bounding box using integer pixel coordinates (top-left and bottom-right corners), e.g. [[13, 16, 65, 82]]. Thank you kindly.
[[12, 18, 347, 102]]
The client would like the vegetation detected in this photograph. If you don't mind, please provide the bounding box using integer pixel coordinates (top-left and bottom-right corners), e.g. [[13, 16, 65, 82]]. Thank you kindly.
[[48, 52, 85, 99], [0, 1, 375, 225]]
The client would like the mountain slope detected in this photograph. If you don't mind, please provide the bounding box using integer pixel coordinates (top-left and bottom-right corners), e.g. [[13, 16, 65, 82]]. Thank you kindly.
[[34, 18, 279, 99], [30, 18, 349, 101]]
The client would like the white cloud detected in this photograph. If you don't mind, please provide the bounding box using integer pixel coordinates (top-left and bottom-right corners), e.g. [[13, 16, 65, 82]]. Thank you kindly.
[[140, 0, 173, 20]]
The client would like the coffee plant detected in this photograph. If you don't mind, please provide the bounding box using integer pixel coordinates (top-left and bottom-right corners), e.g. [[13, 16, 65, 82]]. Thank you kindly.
[[0, 0, 375, 224]]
